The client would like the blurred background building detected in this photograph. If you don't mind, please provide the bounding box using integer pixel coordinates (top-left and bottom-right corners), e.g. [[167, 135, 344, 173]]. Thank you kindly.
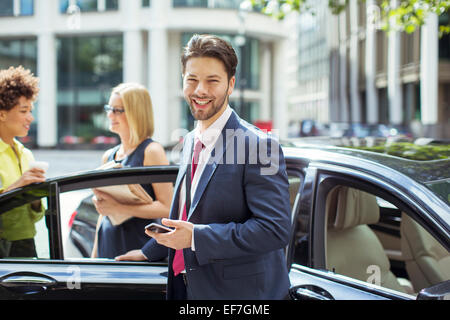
[[0, 0, 287, 148], [286, 0, 449, 139], [0, 0, 448, 149]]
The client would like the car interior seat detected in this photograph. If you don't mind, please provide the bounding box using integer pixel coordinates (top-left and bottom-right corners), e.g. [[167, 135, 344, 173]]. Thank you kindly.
[[400, 212, 450, 292], [288, 177, 301, 210], [325, 186, 408, 293]]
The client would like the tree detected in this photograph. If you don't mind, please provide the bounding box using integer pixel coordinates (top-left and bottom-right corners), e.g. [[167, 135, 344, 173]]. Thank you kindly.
[[248, 0, 450, 35]]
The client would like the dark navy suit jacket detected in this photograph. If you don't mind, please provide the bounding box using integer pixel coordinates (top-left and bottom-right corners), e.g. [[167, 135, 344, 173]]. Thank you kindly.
[[143, 110, 291, 299]]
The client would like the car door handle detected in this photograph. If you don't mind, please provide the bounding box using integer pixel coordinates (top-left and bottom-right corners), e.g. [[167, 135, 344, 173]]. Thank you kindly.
[[0, 271, 58, 295], [290, 284, 335, 300]]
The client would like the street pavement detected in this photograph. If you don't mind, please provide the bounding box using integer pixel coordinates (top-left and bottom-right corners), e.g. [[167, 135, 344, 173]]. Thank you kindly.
[[31, 148, 106, 179]]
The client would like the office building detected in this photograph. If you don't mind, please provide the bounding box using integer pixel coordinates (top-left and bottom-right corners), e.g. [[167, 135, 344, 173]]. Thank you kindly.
[[0, 0, 288, 147]]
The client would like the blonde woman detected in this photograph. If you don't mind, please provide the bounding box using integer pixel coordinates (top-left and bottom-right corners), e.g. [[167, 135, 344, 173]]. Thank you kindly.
[[91, 83, 173, 259]]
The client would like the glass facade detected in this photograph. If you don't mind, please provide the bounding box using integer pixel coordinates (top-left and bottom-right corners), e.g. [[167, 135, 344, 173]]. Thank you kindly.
[[105, 0, 118, 10], [297, 9, 328, 82], [0, 0, 13, 16], [293, 0, 329, 123], [173, 0, 256, 10], [439, 13, 450, 60], [20, 0, 34, 15], [57, 34, 123, 144], [59, 0, 118, 13], [0, 0, 33, 16], [0, 38, 37, 72]]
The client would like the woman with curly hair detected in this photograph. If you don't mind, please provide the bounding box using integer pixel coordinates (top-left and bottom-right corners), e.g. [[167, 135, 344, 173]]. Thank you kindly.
[[0, 66, 46, 258]]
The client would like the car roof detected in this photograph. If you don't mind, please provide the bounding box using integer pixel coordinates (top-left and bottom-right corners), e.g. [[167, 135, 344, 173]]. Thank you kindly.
[[282, 143, 450, 208], [282, 138, 450, 183]]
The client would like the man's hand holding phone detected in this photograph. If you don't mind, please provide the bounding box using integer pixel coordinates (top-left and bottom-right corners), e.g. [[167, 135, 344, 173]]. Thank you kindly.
[[145, 222, 173, 234], [145, 218, 194, 250]]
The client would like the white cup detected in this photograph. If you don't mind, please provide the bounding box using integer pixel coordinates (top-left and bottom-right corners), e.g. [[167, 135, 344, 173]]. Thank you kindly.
[[29, 161, 49, 172]]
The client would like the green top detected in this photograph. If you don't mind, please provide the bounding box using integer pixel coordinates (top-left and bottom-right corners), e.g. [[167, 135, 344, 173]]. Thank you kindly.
[[0, 138, 45, 241]]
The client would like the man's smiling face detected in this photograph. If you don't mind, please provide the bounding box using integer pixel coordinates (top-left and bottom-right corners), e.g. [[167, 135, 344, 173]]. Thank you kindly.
[[183, 56, 235, 127]]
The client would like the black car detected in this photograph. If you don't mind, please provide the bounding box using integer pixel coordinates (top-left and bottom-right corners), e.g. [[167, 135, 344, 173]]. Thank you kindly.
[[0, 143, 448, 300]]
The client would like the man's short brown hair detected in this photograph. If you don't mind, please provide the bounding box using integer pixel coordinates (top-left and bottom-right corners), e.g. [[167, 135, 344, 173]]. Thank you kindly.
[[181, 34, 238, 80], [0, 66, 39, 111]]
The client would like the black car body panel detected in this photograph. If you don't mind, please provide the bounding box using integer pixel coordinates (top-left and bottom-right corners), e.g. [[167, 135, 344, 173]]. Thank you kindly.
[[0, 146, 448, 300]]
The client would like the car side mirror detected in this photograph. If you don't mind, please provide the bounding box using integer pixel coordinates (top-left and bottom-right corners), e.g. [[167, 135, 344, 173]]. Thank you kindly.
[[417, 280, 450, 300]]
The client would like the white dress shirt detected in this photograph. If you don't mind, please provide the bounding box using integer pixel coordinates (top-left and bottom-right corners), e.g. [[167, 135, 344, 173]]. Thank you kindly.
[[178, 106, 232, 252]]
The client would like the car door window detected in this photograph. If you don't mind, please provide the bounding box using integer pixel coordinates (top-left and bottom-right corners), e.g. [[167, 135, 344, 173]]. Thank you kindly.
[[318, 182, 449, 296], [0, 189, 50, 260], [62, 189, 96, 258], [322, 185, 412, 294], [60, 174, 175, 261], [287, 170, 309, 266], [0, 167, 177, 299]]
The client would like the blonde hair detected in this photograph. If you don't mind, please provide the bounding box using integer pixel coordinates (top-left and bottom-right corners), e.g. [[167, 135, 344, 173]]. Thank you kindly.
[[111, 83, 154, 146]]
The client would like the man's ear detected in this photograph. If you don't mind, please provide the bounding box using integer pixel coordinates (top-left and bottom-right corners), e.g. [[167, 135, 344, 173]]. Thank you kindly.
[[228, 76, 236, 95]]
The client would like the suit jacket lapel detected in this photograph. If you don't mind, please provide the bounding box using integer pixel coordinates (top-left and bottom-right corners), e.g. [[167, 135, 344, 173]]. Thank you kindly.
[[170, 132, 194, 219], [187, 111, 240, 220]]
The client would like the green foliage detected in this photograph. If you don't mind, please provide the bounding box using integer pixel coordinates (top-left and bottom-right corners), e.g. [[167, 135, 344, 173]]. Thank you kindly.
[[379, 0, 450, 35], [348, 142, 450, 160], [250, 0, 450, 34], [249, 0, 310, 19]]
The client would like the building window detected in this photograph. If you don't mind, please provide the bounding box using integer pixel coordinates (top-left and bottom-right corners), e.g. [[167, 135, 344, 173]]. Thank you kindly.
[[59, 0, 118, 13], [0, 38, 37, 72], [105, 0, 118, 10], [173, 0, 250, 10], [439, 13, 450, 60], [142, 0, 151, 7], [173, 0, 207, 7], [57, 34, 123, 145], [0, 0, 34, 17], [297, 7, 329, 84], [0, 1, 13, 16]]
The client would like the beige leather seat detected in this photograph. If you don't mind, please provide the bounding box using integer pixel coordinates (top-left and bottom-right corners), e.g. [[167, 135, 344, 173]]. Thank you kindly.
[[288, 177, 301, 209], [401, 212, 450, 291], [325, 186, 406, 293]]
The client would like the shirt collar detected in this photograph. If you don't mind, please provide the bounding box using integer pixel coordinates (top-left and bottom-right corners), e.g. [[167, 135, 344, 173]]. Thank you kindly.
[[0, 138, 21, 153], [194, 106, 232, 150]]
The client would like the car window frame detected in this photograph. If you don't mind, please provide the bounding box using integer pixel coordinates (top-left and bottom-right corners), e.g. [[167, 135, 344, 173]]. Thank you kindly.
[[307, 163, 448, 299], [311, 164, 450, 266], [0, 166, 178, 299], [287, 163, 316, 270], [0, 165, 178, 261], [56, 165, 178, 260], [285, 165, 308, 269]]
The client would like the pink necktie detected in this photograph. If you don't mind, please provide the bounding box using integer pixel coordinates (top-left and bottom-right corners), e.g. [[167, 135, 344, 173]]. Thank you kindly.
[[172, 139, 204, 276]]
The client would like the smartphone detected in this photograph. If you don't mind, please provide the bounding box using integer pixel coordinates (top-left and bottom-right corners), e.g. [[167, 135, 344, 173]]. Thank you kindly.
[[145, 222, 173, 233]]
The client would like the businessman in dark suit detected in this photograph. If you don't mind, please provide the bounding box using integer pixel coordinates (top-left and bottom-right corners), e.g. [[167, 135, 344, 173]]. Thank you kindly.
[[117, 34, 291, 300]]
